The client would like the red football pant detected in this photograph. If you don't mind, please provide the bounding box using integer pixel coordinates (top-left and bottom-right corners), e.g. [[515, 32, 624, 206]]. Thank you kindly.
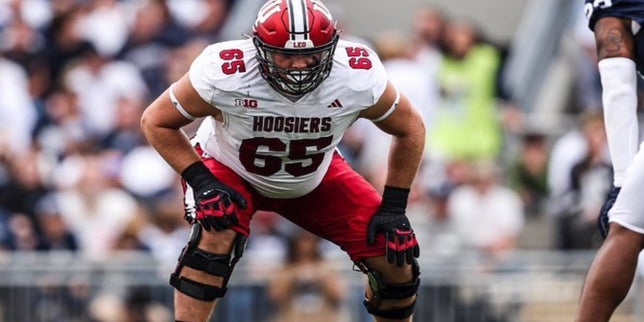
[[184, 148, 386, 261]]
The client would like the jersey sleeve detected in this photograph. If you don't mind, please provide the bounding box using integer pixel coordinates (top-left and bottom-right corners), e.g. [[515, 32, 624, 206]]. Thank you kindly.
[[188, 44, 221, 105], [369, 47, 389, 105], [340, 41, 389, 108], [188, 40, 253, 105]]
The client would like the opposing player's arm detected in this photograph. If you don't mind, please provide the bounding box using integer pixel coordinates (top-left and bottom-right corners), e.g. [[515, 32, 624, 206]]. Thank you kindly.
[[359, 81, 426, 188], [140, 73, 223, 173]]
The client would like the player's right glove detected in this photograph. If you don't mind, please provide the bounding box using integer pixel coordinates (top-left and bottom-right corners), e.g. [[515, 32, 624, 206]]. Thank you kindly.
[[367, 186, 420, 267], [181, 161, 247, 231], [598, 186, 620, 239]]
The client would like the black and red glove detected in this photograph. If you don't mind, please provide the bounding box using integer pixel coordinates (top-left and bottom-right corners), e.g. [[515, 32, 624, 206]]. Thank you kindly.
[[182, 161, 247, 231], [367, 186, 420, 266]]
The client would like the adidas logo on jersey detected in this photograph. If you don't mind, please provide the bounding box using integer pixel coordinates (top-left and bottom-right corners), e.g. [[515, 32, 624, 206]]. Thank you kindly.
[[327, 99, 343, 108]]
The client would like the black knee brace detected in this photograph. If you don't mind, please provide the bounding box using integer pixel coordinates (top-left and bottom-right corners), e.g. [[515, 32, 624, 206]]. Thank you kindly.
[[170, 223, 247, 301], [355, 259, 421, 319]]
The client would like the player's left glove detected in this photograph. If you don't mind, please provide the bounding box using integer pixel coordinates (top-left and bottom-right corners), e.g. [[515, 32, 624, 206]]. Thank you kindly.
[[598, 186, 620, 239], [367, 186, 420, 267]]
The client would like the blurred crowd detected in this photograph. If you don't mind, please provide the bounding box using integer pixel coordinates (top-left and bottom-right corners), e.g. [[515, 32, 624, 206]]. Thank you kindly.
[[0, 0, 237, 258], [342, 3, 618, 256], [0, 0, 640, 321]]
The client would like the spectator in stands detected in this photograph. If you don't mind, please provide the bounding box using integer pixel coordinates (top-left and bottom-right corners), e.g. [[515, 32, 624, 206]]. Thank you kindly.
[[101, 96, 148, 154], [116, 0, 189, 98], [378, 31, 440, 134], [42, 7, 93, 90], [411, 4, 446, 81], [0, 148, 50, 220], [547, 114, 603, 214], [408, 182, 461, 257], [112, 222, 151, 253], [52, 151, 140, 261], [508, 130, 550, 218], [448, 159, 525, 257], [33, 195, 78, 251], [32, 88, 89, 159], [118, 144, 178, 203], [0, 212, 46, 251], [0, 16, 51, 104], [0, 52, 37, 155], [182, 0, 235, 43], [548, 112, 611, 249], [62, 43, 148, 139], [428, 18, 503, 162], [136, 186, 191, 277], [122, 286, 172, 322], [267, 229, 348, 322], [244, 211, 290, 279], [77, 0, 129, 58]]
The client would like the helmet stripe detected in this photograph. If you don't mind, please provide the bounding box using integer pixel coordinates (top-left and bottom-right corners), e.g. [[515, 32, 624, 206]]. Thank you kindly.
[[287, 0, 309, 41]]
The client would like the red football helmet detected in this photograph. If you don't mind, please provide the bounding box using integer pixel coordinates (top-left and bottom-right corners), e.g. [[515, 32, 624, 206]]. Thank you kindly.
[[253, 0, 339, 97]]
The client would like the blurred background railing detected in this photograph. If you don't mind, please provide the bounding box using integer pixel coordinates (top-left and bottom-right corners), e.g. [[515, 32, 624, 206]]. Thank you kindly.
[[1, 250, 643, 322]]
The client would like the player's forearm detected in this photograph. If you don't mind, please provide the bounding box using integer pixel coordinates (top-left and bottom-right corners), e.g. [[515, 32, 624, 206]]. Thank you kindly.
[[141, 122, 201, 174], [385, 129, 425, 189]]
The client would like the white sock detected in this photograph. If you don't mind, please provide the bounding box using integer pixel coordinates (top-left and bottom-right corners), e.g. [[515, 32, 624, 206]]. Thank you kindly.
[[598, 57, 639, 187]]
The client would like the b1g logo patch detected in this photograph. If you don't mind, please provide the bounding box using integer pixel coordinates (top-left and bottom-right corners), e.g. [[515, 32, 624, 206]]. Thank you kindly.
[[235, 98, 258, 108]]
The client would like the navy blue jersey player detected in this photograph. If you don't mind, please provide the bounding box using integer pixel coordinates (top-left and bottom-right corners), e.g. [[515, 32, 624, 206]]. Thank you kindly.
[[585, 0, 644, 32], [585, 0, 644, 73], [576, 1, 644, 322]]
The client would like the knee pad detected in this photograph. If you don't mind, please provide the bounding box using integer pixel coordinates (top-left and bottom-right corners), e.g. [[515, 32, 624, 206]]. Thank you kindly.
[[355, 259, 421, 319], [170, 223, 247, 301]]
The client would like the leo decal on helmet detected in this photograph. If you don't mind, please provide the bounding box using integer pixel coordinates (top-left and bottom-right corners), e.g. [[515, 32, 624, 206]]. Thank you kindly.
[[253, 0, 339, 97]]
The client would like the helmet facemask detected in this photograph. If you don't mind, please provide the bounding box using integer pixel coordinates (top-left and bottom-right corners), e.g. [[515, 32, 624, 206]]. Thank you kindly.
[[254, 34, 338, 97]]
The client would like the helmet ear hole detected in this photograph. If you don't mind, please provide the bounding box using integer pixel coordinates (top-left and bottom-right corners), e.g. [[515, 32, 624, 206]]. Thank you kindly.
[[252, 0, 339, 96]]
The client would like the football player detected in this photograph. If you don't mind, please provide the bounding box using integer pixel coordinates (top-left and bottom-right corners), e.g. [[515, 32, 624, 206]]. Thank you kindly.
[[576, 1, 644, 321], [140, 0, 425, 321]]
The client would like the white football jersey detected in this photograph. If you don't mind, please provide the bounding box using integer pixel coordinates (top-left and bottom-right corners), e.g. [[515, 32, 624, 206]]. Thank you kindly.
[[189, 38, 388, 198]]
